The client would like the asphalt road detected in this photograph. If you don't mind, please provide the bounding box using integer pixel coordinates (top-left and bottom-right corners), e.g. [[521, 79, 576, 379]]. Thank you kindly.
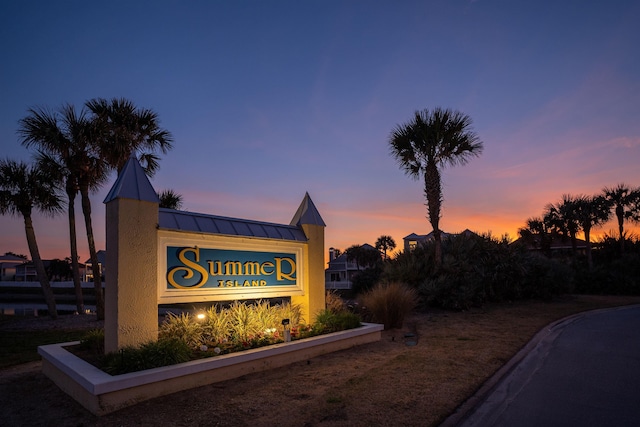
[[457, 305, 640, 427]]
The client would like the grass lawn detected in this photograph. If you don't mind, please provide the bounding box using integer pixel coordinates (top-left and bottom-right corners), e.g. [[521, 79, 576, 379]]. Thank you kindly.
[[0, 323, 89, 369]]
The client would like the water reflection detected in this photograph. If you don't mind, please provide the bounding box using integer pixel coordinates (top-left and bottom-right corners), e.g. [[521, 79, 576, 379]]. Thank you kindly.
[[0, 304, 96, 317]]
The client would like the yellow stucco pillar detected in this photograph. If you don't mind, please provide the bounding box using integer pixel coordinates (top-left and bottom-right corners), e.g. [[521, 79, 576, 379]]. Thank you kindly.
[[290, 193, 326, 324], [104, 158, 159, 353], [291, 222, 325, 324]]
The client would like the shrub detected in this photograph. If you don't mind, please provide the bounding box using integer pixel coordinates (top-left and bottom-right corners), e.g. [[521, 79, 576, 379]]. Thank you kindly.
[[574, 253, 640, 295], [313, 309, 361, 334], [325, 290, 347, 313], [103, 338, 191, 375], [386, 233, 575, 310], [383, 246, 435, 288], [359, 282, 417, 329], [351, 265, 383, 295], [79, 299, 363, 374], [520, 254, 574, 300], [420, 274, 480, 311]]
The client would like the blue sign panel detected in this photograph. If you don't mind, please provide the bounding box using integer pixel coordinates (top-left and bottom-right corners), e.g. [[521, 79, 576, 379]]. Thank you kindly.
[[166, 246, 297, 290]]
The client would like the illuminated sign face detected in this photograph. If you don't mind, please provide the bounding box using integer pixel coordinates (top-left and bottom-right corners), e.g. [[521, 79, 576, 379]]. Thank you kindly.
[[167, 246, 297, 290]]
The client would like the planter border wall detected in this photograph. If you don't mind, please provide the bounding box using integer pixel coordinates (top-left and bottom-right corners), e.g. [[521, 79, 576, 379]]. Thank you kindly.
[[39, 322, 383, 415]]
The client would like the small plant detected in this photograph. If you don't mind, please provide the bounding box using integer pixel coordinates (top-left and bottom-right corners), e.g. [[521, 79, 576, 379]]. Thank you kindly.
[[200, 305, 231, 345], [79, 329, 105, 354], [228, 301, 262, 342], [277, 301, 303, 326], [85, 299, 361, 374], [359, 282, 417, 329], [252, 299, 279, 332], [159, 312, 203, 349]]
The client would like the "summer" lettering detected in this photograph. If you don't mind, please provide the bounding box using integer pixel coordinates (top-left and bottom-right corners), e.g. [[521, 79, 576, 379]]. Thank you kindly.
[[167, 247, 296, 289]]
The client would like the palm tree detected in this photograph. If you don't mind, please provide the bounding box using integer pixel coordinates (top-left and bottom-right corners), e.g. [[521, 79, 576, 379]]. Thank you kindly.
[[86, 97, 173, 177], [389, 108, 483, 267], [158, 189, 184, 210], [78, 154, 110, 320], [518, 216, 553, 255], [18, 104, 100, 314], [573, 195, 611, 269], [85, 98, 172, 319], [544, 195, 581, 256], [631, 188, 640, 223], [375, 235, 396, 261], [345, 245, 380, 270], [602, 184, 638, 253], [0, 159, 63, 319]]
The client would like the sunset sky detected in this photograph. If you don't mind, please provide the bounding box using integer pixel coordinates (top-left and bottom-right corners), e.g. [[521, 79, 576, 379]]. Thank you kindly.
[[1, 1, 639, 263]]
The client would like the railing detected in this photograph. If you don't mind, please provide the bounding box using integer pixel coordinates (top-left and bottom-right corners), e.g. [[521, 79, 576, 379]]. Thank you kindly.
[[0, 281, 99, 288], [325, 281, 352, 290]]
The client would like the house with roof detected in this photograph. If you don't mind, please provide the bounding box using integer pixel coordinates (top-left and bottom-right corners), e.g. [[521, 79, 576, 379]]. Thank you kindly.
[[14, 259, 85, 282], [84, 250, 106, 282], [0, 254, 27, 281], [325, 243, 378, 290], [511, 235, 588, 255], [403, 229, 477, 252]]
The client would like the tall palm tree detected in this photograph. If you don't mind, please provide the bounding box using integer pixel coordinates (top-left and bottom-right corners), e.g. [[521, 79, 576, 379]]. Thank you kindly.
[[158, 189, 184, 210], [85, 98, 172, 319], [77, 153, 109, 320], [0, 159, 63, 319], [602, 183, 638, 253], [375, 235, 396, 261], [86, 97, 173, 177], [18, 105, 100, 314], [573, 195, 611, 269], [389, 108, 483, 267]]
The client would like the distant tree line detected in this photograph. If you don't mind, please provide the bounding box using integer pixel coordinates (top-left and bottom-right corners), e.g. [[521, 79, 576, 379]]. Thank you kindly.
[[518, 184, 640, 269], [341, 183, 640, 309], [336, 107, 640, 310]]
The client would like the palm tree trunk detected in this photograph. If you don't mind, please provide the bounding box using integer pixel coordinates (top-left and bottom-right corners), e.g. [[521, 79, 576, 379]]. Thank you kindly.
[[584, 226, 593, 270], [80, 185, 104, 320], [23, 213, 58, 319], [616, 206, 625, 254], [425, 160, 443, 267], [66, 183, 85, 314]]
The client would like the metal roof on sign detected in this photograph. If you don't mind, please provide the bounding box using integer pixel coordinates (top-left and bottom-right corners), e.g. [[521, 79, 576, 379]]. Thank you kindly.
[[158, 208, 308, 242]]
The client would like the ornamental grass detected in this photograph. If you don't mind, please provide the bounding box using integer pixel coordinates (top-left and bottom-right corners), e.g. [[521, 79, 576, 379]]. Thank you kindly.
[[359, 282, 417, 329]]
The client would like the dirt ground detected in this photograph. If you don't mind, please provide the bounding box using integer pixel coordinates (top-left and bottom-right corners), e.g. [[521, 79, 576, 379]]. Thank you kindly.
[[2, 295, 639, 427]]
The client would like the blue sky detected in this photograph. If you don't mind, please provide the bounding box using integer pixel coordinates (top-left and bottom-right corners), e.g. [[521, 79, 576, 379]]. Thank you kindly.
[[1, 0, 639, 261]]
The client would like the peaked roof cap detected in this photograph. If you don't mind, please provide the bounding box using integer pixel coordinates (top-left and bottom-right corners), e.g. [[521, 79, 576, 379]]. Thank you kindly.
[[104, 156, 160, 203], [290, 192, 326, 227]]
